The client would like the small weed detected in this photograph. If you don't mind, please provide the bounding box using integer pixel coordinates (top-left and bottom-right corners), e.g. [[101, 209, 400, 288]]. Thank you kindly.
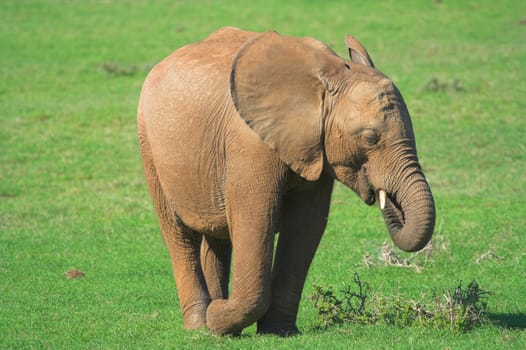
[[433, 280, 491, 331], [311, 273, 372, 327], [423, 77, 466, 93], [101, 62, 152, 77], [378, 242, 425, 272], [311, 274, 491, 332], [64, 269, 85, 279], [101, 62, 137, 76], [364, 234, 448, 271], [475, 249, 503, 264]]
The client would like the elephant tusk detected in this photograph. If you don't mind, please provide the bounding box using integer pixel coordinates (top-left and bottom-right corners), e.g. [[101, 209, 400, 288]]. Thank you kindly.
[[379, 190, 387, 210]]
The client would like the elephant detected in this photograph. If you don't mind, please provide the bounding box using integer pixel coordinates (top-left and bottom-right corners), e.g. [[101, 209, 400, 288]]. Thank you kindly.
[[137, 27, 435, 336]]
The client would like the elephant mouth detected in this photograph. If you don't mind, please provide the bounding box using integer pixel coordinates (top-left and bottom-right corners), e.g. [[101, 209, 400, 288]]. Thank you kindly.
[[364, 185, 376, 206], [377, 189, 404, 233], [359, 168, 434, 252]]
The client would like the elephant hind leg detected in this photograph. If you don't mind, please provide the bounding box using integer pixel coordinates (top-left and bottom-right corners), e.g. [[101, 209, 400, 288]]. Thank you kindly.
[[138, 116, 210, 329], [201, 235, 232, 300], [167, 224, 210, 330]]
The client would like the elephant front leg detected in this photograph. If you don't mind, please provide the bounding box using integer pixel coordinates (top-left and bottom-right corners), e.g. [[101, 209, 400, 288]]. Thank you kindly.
[[257, 175, 334, 336], [205, 168, 284, 335], [205, 211, 276, 335]]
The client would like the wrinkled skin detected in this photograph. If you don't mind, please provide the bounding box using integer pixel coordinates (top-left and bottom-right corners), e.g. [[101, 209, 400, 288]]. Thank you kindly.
[[137, 27, 435, 336]]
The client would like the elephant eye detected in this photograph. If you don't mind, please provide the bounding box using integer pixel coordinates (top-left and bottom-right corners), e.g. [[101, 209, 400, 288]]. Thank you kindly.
[[360, 129, 379, 145]]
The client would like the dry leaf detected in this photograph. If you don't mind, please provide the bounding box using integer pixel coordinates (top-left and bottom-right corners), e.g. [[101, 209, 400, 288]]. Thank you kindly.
[[65, 269, 85, 279]]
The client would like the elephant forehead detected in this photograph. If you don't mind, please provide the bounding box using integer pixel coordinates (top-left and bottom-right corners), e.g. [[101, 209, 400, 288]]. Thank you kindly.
[[344, 81, 397, 124], [349, 79, 397, 106], [338, 79, 407, 135]]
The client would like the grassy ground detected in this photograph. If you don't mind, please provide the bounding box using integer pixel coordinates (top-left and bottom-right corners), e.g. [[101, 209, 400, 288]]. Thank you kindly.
[[1, 0, 525, 348]]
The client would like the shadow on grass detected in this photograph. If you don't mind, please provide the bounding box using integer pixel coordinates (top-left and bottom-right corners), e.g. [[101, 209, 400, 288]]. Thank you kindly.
[[488, 313, 526, 329]]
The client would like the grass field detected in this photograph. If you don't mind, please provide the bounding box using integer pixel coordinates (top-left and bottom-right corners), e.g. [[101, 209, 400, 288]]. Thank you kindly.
[[1, 0, 525, 348]]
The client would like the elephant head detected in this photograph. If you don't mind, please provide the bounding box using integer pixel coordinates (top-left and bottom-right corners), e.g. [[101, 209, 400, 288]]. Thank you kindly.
[[231, 31, 435, 252]]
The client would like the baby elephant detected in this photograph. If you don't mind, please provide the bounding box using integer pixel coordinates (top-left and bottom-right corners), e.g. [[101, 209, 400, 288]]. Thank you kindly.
[[137, 27, 435, 336]]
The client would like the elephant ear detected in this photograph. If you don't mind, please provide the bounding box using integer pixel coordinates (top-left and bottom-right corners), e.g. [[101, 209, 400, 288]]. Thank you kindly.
[[231, 31, 330, 181], [345, 34, 375, 67]]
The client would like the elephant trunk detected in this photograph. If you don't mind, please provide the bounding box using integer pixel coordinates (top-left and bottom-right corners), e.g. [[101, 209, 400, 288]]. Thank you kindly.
[[380, 165, 435, 252]]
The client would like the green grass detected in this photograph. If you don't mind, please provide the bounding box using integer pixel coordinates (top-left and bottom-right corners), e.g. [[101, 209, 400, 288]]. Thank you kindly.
[[1, 0, 525, 348]]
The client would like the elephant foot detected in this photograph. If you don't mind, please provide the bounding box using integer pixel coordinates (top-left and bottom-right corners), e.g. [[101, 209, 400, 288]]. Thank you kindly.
[[257, 308, 300, 337], [206, 299, 243, 336], [257, 323, 299, 337], [206, 297, 270, 336]]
